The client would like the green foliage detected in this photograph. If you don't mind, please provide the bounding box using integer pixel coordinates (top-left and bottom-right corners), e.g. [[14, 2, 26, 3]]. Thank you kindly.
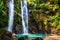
[[28, 0, 60, 30], [0, 1, 8, 27], [0, 1, 4, 12], [0, 0, 60, 30]]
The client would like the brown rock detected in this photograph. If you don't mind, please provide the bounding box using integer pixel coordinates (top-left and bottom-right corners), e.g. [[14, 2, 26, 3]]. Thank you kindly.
[[44, 35, 60, 40], [11, 33, 18, 40]]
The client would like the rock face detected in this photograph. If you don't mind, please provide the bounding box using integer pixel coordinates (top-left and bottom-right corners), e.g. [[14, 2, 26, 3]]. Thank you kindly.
[[1, 32, 12, 40], [11, 33, 18, 40], [44, 35, 60, 40]]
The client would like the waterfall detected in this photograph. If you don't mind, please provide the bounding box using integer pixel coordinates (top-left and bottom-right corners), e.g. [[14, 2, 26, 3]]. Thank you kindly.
[[8, 0, 14, 33], [21, 0, 28, 34]]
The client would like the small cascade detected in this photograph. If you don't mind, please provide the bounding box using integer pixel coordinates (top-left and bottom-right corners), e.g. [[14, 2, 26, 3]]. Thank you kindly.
[[8, 0, 14, 32], [21, 0, 28, 34]]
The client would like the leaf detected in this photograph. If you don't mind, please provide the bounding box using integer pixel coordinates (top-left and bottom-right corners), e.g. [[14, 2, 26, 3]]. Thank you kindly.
[[52, 19, 58, 27], [0, 1, 3, 7], [53, 4, 59, 11], [57, 21, 60, 29]]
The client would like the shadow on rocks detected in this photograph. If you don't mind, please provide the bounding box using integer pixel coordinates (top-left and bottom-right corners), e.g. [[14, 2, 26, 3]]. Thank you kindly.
[[2, 32, 12, 40], [18, 36, 28, 40], [33, 37, 43, 40]]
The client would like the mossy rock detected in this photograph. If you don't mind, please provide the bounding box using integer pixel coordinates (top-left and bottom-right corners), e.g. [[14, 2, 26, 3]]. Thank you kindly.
[[0, 28, 7, 34]]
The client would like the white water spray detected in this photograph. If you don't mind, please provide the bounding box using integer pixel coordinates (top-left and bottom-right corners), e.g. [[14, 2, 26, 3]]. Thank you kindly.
[[21, 0, 28, 34], [8, 0, 14, 32]]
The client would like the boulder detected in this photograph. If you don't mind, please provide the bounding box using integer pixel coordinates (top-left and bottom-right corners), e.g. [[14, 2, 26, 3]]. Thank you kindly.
[[44, 35, 60, 40]]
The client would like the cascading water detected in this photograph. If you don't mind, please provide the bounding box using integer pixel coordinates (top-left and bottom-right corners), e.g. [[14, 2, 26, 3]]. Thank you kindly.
[[16, 0, 47, 39], [8, 0, 14, 32], [21, 0, 28, 34]]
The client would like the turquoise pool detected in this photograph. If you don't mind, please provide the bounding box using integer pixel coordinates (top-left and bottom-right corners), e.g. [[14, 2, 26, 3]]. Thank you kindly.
[[16, 33, 47, 39]]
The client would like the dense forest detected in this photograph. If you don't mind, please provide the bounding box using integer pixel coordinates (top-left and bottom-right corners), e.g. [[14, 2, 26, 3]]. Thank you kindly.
[[0, 0, 60, 40]]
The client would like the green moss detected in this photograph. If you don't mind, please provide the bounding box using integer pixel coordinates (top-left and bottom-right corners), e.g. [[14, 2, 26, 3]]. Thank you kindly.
[[0, 28, 7, 34]]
